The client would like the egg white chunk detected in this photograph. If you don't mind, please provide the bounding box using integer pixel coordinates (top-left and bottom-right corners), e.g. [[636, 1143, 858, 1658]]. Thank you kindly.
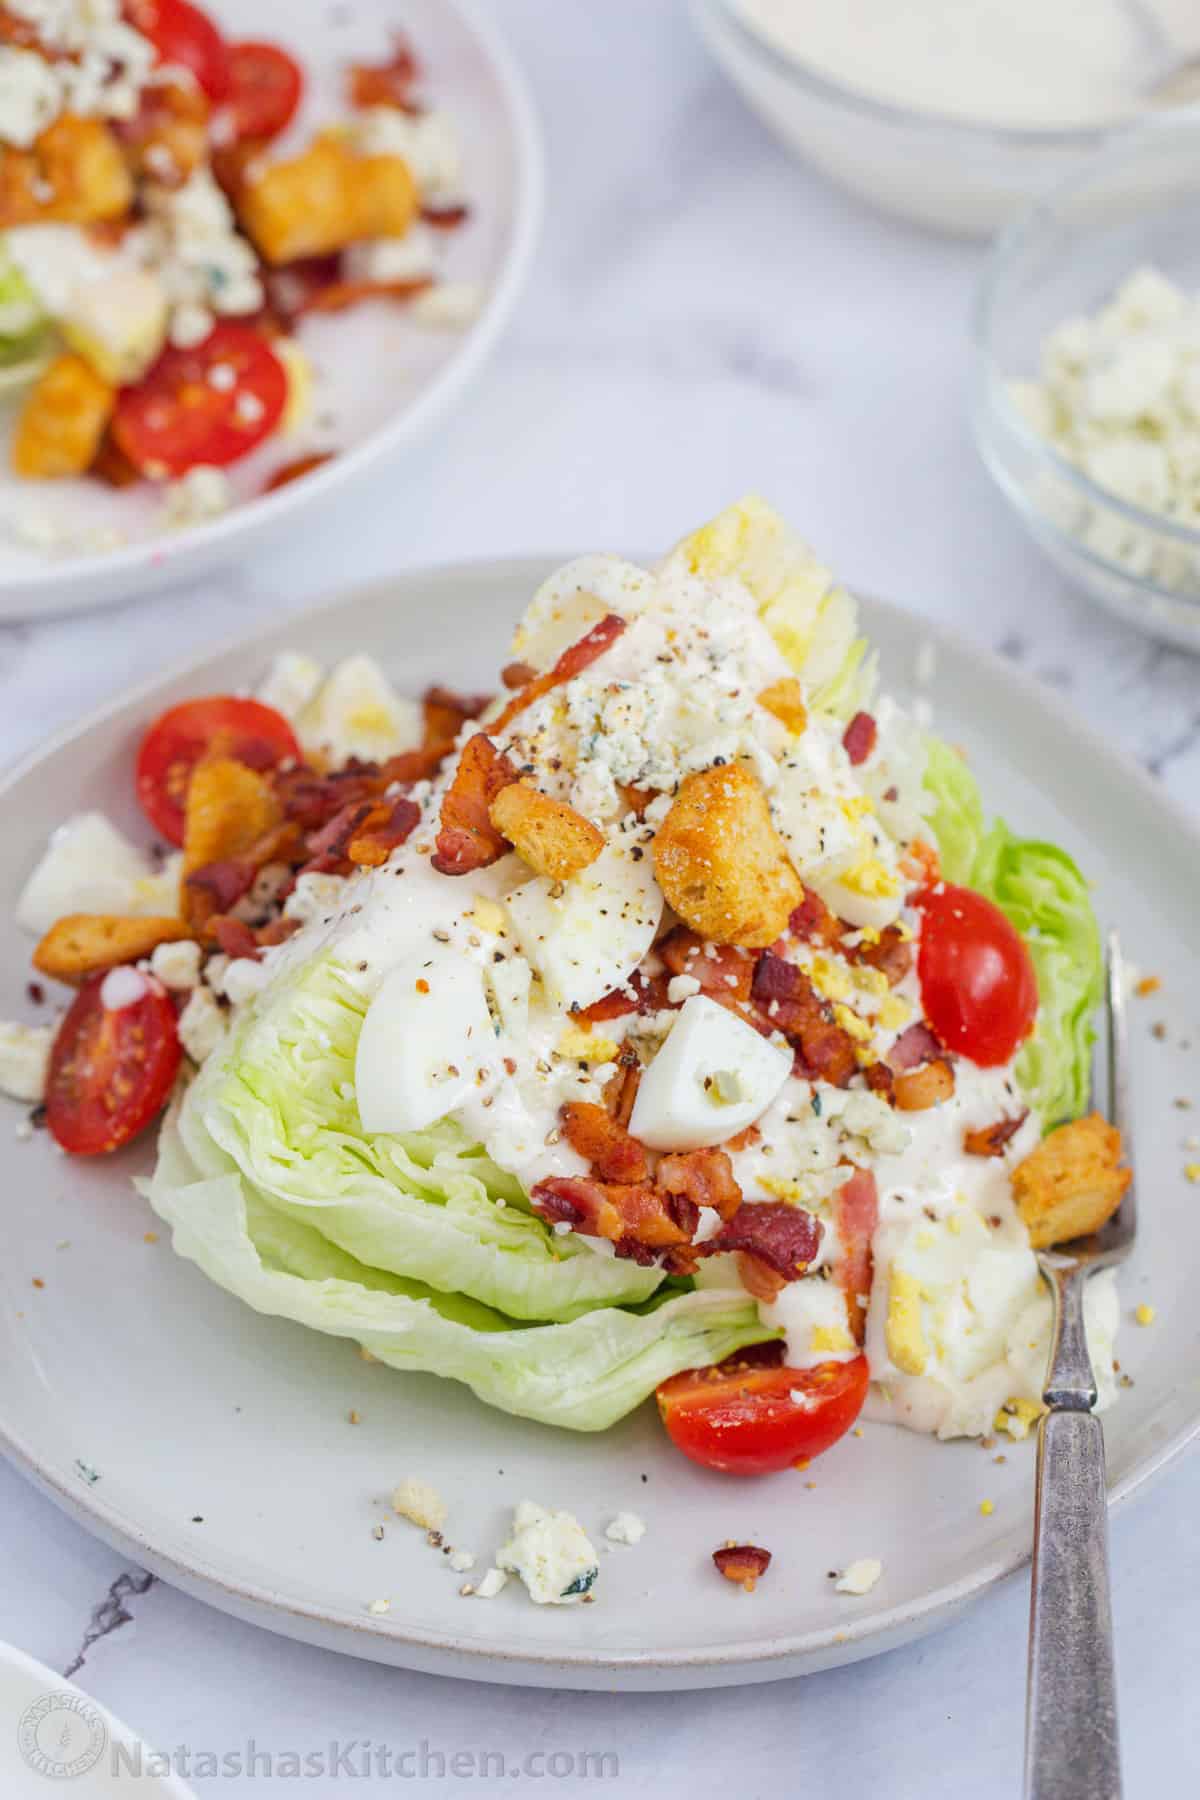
[[355, 949, 496, 1135], [298, 655, 422, 765], [503, 833, 663, 1012], [16, 812, 175, 935], [629, 995, 792, 1152]]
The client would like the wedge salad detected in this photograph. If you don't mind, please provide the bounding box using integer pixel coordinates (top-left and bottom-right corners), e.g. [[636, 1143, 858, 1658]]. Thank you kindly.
[[4, 500, 1132, 1473], [0, 0, 474, 547]]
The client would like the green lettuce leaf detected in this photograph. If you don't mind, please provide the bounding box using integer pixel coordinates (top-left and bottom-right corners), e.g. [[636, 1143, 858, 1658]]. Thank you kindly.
[[180, 953, 666, 1323], [0, 245, 51, 386], [972, 826, 1102, 1126], [922, 735, 985, 885], [923, 736, 1102, 1127], [145, 1105, 775, 1432]]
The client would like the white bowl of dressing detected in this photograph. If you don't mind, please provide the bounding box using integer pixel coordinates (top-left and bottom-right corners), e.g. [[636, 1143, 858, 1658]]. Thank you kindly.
[[694, 0, 1200, 237]]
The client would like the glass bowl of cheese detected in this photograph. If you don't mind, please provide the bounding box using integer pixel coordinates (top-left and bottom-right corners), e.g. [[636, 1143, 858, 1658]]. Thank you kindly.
[[972, 117, 1200, 652]]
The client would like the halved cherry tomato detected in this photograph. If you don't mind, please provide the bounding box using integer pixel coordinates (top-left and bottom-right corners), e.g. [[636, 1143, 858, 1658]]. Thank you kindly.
[[114, 323, 288, 478], [46, 973, 182, 1155], [657, 1344, 870, 1476], [136, 694, 300, 845], [125, 0, 229, 102], [916, 883, 1038, 1067], [228, 42, 304, 141]]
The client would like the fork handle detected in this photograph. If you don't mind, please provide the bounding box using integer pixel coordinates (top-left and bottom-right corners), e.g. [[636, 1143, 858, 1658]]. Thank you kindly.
[[1025, 1406, 1122, 1799]]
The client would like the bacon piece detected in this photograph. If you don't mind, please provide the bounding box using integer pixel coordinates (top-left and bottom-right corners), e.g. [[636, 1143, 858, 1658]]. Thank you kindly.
[[712, 1545, 771, 1592], [301, 800, 375, 875], [888, 1021, 943, 1070], [422, 684, 491, 748], [184, 858, 256, 914], [561, 1101, 647, 1184], [964, 1111, 1030, 1158], [529, 1177, 693, 1260], [489, 615, 626, 736], [380, 743, 454, 787], [292, 276, 432, 317], [261, 253, 344, 328], [787, 889, 843, 947], [264, 452, 335, 494], [603, 1048, 642, 1131], [348, 35, 421, 109], [842, 711, 877, 766], [658, 1148, 742, 1224], [833, 1167, 878, 1343], [421, 201, 470, 229], [751, 952, 857, 1088], [91, 428, 140, 488], [430, 734, 518, 877], [580, 968, 671, 1023], [209, 916, 261, 961], [347, 795, 421, 868], [708, 1201, 821, 1279], [659, 927, 753, 1004], [849, 924, 912, 987], [862, 1060, 896, 1104], [275, 765, 383, 831]]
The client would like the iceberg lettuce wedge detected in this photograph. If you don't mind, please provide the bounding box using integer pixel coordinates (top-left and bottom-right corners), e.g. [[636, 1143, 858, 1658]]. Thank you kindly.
[[147, 1106, 775, 1432], [181, 954, 665, 1322]]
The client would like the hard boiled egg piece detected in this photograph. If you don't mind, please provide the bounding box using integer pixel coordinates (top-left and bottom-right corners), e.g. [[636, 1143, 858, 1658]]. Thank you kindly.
[[355, 949, 495, 1134], [16, 812, 171, 935], [629, 995, 792, 1152], [503, 837, 663, 1012], [298, 655, 422, 765]]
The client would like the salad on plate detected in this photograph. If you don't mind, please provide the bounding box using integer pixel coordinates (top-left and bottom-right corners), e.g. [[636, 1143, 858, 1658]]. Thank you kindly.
[[0, 0, 475, 549], [2, 499, 1131, 1482]]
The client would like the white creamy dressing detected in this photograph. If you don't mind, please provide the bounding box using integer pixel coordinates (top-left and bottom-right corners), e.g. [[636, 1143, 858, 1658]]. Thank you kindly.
[[737, 0, 1166, 130], [241, 545, 1118, 1439]]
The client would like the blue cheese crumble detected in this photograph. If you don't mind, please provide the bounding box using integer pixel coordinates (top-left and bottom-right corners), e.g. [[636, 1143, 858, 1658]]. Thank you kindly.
[[496, 1500, 599, 1605]]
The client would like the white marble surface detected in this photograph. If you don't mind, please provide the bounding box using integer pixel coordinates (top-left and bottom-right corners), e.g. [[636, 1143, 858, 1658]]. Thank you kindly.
[[1, 1, 1198, 1793]]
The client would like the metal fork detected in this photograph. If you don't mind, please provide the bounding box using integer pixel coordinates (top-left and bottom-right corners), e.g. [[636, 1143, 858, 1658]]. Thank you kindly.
[[1025, 932, 1136, 1800]]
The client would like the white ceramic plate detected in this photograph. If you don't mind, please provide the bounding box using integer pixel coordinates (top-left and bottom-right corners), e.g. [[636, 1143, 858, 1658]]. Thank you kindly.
[[1, 559, 1198, 1691], [0, 1640, 195, 1797], [0, 1, 542, 620]]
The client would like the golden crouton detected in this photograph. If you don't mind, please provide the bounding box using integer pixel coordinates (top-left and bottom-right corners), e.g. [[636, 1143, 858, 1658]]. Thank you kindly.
[[236, 131, 417, 264], [181, 758, 283, 926], [0, 116, 133, 226], [33, 915, 191, 986], [653, 763, 802, 949], [12, 353, 115, 479], [894, 1058, 955, 1112], [1011, 1114, 1130, 1250], [758, 678, 808, 736], [489, 782, 604, 881]]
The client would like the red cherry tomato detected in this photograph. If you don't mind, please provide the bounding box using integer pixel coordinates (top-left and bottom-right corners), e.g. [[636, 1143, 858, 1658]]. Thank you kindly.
[[228, 42, 304, 141], [46, 973, 182, 1155], [125, 0, 229, 102], [114, 323, 288, 479], [916, 883, 1038, 1067], [136, 694, 301, 845], [657, 1345, 869, 1476]]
